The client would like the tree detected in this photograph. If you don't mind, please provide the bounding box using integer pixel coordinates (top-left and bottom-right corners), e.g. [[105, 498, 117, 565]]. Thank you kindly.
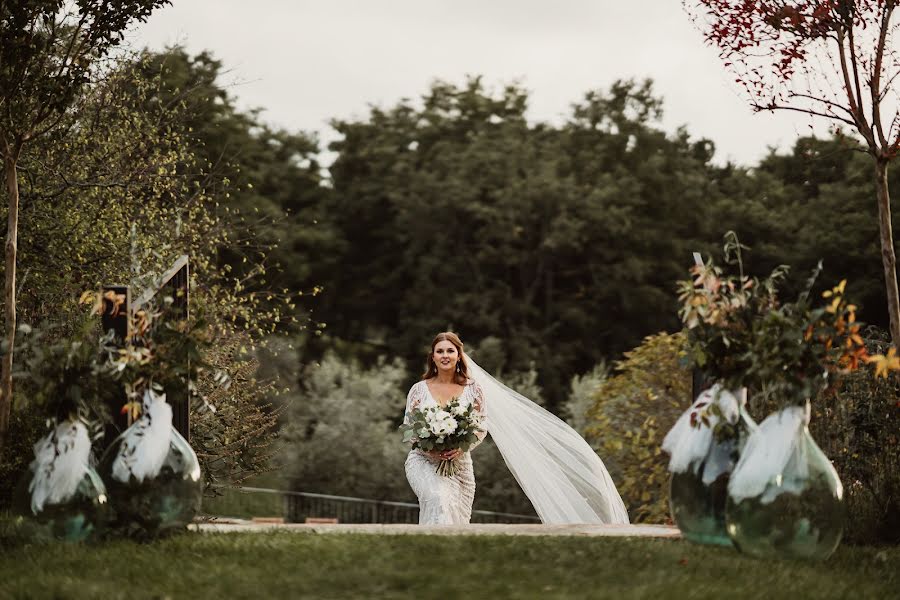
[[0, 0, 170, 454], [685, 1, 900, 345], [324, 78, 720, 406], [0, 52, 291, 506]]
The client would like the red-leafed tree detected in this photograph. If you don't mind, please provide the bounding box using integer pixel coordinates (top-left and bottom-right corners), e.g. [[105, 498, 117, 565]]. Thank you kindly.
[[685, 1, 900, 345]]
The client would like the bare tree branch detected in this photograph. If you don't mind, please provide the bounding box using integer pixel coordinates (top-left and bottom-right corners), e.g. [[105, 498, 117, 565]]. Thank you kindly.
[[871, 3, 895, 150]]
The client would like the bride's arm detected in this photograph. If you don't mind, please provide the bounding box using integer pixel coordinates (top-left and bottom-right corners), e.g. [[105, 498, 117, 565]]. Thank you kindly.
[[405, 382, 425, 420], [405, 383, 444, 459], [470, 381, 488, 451]]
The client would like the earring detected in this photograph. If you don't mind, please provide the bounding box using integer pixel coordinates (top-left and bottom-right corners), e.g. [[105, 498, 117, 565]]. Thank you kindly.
[[456, 362, 461, 373]]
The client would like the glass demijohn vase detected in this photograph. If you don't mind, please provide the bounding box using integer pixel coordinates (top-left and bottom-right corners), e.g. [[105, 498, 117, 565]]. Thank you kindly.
[[98, 389, 202, 537], [666, 387, 757, 547], [12, 419, 109, 542], [725, 402, 844, 560]]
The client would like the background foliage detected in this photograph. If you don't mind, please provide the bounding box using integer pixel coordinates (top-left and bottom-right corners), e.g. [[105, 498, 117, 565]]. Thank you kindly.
[[585, 332, 690, 523]]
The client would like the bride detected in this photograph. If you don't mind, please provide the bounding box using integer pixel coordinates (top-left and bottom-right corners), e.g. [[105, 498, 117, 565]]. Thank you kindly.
[[404, 331, 629, 526]]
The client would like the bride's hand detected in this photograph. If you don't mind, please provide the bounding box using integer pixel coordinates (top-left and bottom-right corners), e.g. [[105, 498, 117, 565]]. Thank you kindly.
[[426, 449, 461, 460]]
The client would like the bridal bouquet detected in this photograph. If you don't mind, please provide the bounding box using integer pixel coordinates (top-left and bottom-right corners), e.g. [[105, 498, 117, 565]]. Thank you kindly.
[[400, 397, 485, 477]]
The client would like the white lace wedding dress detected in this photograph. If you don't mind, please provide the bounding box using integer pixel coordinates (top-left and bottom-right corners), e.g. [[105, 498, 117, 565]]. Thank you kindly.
[[404, 355, 630, 526], [404, 379, 487, 525]]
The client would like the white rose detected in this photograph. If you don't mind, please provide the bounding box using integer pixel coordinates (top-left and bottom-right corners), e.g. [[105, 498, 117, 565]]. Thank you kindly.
[[433, 409, 452, 422], [431, 416, 457, 436], [428, 410, 455, 435]]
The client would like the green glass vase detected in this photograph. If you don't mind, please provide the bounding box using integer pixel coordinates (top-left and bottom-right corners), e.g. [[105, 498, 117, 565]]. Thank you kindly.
[[669, 400, 756, 547], [12, 464, 108, 542], [725, 405, 844, 560], [99, 425, 202, 538]]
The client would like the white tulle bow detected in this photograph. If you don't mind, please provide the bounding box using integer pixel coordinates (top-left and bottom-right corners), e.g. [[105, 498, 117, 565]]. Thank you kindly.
[[662, 385, 745, 484], [111, 388, 173, 483], [28, 419, 91, 514], [728, 403, 810, 504]]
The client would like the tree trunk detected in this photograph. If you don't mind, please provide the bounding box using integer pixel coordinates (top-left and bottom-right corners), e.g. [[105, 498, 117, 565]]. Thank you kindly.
[[0, 145, 20, 456], [874, 157, 900, 348]]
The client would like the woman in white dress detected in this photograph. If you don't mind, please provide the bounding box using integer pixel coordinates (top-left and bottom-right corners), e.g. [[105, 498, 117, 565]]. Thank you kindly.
[[403, 332, 486, 525], [404, 331, 630, 526]]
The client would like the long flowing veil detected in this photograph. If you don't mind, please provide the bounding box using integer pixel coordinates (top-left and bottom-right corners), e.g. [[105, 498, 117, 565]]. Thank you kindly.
[[465, 354, 630, 525]]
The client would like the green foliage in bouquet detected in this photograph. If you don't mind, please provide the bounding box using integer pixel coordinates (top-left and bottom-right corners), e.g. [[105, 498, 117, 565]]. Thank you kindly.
[[400, 397, 485, 476], [94, 290, 217, 415], [743, 274, 868, 404], [0, 314, 120, 507], [400, 397, 483, 453]]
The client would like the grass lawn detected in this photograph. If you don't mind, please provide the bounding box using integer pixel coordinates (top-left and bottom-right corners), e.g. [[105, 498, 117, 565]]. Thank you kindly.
[[0, 530, 897, 599]]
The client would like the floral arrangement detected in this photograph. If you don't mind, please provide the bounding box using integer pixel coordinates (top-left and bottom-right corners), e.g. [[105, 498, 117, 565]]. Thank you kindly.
[[399, 397, 484, 476], [677, 233, 785, 395], [677, 233, 873, 410]]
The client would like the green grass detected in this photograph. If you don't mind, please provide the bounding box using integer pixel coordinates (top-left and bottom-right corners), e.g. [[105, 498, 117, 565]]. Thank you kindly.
[[0, 531, 897, 599], [201, 487, 284, 519], [201, 472, 287, 519]]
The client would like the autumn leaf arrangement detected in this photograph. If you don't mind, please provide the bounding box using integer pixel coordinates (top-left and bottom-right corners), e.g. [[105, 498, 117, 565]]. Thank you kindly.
[[677, 233, 886, 412]]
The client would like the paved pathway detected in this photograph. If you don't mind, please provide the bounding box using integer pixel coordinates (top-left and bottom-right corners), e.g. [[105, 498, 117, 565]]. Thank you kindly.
[[194, 519, 680, 538]]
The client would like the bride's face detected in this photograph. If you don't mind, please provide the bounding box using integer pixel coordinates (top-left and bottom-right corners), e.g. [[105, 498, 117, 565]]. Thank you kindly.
[[432, 340, 459, 374]]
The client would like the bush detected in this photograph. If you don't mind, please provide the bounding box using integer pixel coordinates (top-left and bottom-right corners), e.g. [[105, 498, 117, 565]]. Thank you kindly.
[[0, 409, 45, 510], [810, 330, 900, 545], [563, 364, 607, 436], [283, 352, 411, 501], [585, 332, 691, 523], [191, 331, 282, 492]]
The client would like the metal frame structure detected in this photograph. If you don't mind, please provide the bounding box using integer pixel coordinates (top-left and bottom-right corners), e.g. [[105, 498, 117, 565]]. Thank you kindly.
[[101, 255, 190, 444]]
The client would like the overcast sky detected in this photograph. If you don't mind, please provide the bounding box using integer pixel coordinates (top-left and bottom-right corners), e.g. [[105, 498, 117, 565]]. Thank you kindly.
[[130, 0, 825, 166]]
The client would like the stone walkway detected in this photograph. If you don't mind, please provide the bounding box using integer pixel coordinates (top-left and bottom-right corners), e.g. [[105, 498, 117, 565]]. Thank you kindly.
[[194, 519, 680, 538]]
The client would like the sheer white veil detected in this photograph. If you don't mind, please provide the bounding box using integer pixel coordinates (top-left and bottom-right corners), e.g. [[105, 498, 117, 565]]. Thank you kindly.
[[465, 353, 630, 525]]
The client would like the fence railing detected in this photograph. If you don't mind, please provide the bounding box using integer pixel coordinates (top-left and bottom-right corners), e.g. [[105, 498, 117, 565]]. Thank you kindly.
[[209, 486, 541, 524]]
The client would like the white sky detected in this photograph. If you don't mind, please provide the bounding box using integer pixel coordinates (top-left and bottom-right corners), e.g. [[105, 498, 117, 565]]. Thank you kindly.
[[129, 0, 827, 166]]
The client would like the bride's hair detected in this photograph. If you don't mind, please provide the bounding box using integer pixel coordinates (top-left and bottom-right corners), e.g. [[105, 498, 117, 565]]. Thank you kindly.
[[422, 331, 470, 385]]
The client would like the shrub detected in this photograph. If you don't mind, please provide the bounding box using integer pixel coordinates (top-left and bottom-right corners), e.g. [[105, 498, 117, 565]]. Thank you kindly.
[[810, 329, 900, 545], [0, 409, 45, 510], [283, 352, 411, 501], [585, 332, 690, 523], [563, 364, 607, 436], [191, 331, 282, 492]]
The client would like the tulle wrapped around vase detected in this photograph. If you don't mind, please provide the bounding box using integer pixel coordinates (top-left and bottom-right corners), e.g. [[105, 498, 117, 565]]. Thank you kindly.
[[98, 389, 202, 537], [726, 402, 844, 560], [12, 419, 109, 542], [663, 386, 757, 546]]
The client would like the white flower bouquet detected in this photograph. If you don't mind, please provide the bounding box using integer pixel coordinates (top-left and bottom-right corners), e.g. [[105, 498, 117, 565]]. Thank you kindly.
[[400, 396, 484, 476]]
